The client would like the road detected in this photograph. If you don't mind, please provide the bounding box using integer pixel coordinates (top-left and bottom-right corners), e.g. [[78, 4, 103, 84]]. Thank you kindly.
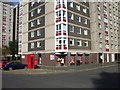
[[2, 64, 120, 88]]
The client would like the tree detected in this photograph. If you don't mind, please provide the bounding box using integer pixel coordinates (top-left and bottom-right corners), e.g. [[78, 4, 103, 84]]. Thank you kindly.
[[9, 40, 18, 60], [2, 45, 9, 59]]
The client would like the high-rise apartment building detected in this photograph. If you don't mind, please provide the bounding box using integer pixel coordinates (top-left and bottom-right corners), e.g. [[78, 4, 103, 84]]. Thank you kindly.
[[90, 1, 120, 63], [19, 0, 120, 66], [13, 4, 19, 42], [19, 0, 95, 66], [0, 1, 13, 47]]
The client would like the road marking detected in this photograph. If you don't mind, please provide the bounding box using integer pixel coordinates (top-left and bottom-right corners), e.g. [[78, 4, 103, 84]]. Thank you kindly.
[[76, 64, 117, 72]]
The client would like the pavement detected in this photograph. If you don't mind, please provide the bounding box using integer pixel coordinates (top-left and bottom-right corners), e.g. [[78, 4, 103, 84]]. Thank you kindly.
[[2, 61, 119, 75]]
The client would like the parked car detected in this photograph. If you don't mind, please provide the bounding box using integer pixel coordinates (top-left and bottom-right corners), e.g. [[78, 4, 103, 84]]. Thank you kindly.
[[3, 62, 27, 70], [0, 60, 8, 69]]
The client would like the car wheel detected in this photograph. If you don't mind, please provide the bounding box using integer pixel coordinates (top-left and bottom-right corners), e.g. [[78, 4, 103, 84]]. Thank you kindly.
[[9, 67, 13, 70]]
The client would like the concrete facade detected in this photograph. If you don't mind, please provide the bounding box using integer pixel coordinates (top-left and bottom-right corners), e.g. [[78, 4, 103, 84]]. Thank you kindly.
[[19, 0, 120, 66], [0, 2, 13, 47]]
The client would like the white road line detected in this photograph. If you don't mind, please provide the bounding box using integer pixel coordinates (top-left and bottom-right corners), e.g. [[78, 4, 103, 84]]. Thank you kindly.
[[77, 64, 117, 72]]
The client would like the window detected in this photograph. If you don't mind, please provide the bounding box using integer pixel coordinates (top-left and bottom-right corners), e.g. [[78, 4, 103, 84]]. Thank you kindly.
[[100, 43, 102, 48], [109, 12, 112, 17], [76, 5, 80, 11], [37, 8, 41, 14], [104, 18, 108, 23], [76, 15, 81, 22], [106, 44, 109, 49], [31, 11, 35, 17], [83, 0, 87, 3], [77, 40, 82, 46], [97, 5, 100, 11], [111, 44, 114, 49], [37, 18, 42, 25], [37, 29, 42, 36], [31, 32, 34, 38], [98, 14, 101, 20], [99, 33, 102, 38], [37, 41, 41, 48], [56, 24, 62, 35], [31, 42, 34, 48], [31, 22, 34, 27], [56, 11, 61, 22], [56, 24, 61, 30], [31, 2, 35, 6], [63, 11, 66, 17], [84, 18, 87, 24], [84, 29, 88, 35], [105, 35, 109, 40], [98, 23, 101, 29], [110, 20, 112, 25], [68, 13, 74, 20], [83, 8, 87, 13], [77, 27, 81, 34], [69, 2, 73, 8], [69, 25, 74, 32], [84, 41, 88, 47], [38, 0, 41, 3], [70, 39, 74, 46]]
